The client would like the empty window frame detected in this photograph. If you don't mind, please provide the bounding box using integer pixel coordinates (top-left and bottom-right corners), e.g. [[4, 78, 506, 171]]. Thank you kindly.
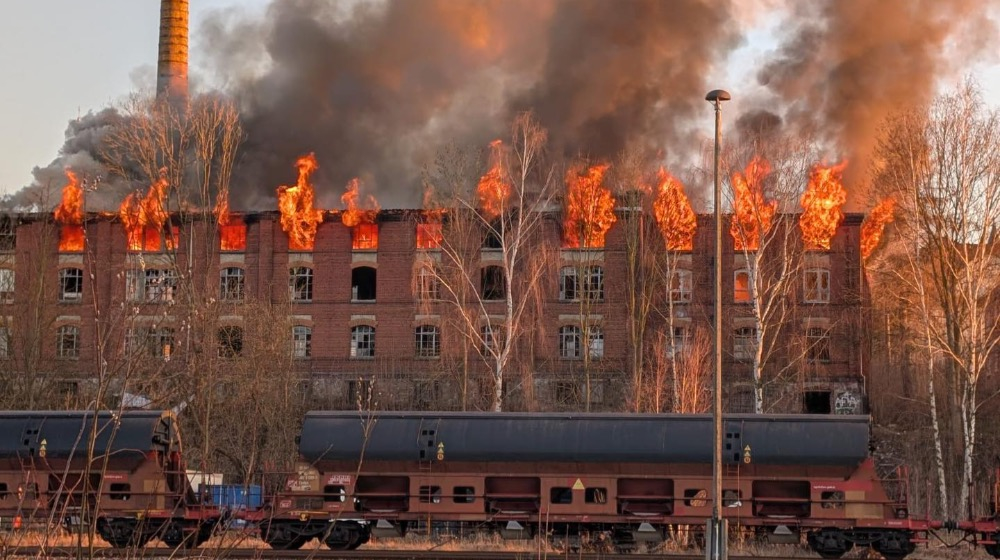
[[289, 266, 314, 302], [351, 325, 376, 358], [415, 266, 440, 300], [292, 326, 312, 358], [57, 325, 80, 358], [0, 269, 14, 303], [480, 324, 504, 355], [0, 326, 9, 359], [559, 266, 604, 302], [217, 326, 244, 358], [733, 326, 756, 362], [559, 325, 582, 359], [588, 326, 604, 358], [128, 269, 176, 303], [666, 325, 690, 357], [668, 269, 693, 303], [806, 327, 831, 364], [59, 267, 84, 302], [415, 325, 441, 358], [804, 268, 831, 303], [219, 267, 245, 302], [351, 267, 377, 301], [481, 266, 505, 300]]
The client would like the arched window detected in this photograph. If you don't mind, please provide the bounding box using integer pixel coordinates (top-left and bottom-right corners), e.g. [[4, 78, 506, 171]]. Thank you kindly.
[[351, 325, 376, 358], [217, 326, 244, 358], [415, 325, 441, 358]]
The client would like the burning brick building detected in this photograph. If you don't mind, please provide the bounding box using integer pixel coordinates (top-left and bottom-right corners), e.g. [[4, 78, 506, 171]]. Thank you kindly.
[[0, 178, 877, 414]]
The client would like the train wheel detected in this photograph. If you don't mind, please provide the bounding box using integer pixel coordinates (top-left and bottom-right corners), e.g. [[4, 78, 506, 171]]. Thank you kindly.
[[985, 533, 1000, 559], [808, 529, 853, 559], [261, 523, 309, 550], [161, 522, 197, 549], [324, 521, 368, 550], [97, 518, 151, 549], [872, 530, 915, 560]]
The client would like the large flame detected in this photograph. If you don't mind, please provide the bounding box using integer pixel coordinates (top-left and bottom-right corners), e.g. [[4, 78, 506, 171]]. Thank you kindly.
[[119, 174, 170, 252], [340, 178, 380, 227], [650, 167, 697, 251], [54, 169, 85, 252], [215, 187, 247, 251], [477, 140, 510, 220], [861, 197, 896, 260], [799, 161, 848, 250], [563, 163, 616, 248], [340, 178, 380, 250], [730, 156, 775, 251], [277, 153, 325, 251], [220, 216, 247, 252]]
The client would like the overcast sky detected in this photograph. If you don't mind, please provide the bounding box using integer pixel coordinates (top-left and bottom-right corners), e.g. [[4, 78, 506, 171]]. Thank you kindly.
[[1, 0, 997, 197]]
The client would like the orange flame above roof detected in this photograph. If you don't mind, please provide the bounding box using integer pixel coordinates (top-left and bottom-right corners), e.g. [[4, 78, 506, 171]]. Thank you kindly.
[[799, 161, 848, 250], [730, 156, 775, 251], [340, 178, 380, 227], [119, 173, 170, 252], [477, 140, 510, 221], [861, 197, 896, 260], [277, 153, 324, 251], [651, 167, 697, 251], [563, 163, 616, 248], [55, 169, 85, 252]]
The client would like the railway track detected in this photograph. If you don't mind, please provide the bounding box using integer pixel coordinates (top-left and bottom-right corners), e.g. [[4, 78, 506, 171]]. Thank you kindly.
[[2, 547, 814, 560], [0, 548, 810, 560]]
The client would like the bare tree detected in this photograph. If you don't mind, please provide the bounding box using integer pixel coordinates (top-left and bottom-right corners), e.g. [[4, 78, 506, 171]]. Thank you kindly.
[[725, 136, 820, 413], [871, 81, 1000, 518], [423, 113, 560, 411]]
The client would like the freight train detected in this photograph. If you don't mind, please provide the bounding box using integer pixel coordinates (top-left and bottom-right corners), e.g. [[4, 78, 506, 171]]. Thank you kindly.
[[0, 409, 994, 558]]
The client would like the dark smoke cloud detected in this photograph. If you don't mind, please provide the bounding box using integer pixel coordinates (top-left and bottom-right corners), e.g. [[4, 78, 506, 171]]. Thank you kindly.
[[745, 0, 997, 202], [10, 108, 133, 212], [203, 0, 740, 208]]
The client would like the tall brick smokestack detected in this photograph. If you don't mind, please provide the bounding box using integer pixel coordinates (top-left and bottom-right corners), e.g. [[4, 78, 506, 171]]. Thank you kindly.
[[157, 0, 189, 100]]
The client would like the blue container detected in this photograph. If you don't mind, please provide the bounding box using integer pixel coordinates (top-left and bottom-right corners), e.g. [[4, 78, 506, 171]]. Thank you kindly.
[[206, 484, 263, 510]]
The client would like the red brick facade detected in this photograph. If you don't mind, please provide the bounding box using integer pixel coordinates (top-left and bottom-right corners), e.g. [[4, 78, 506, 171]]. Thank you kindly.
[[0, 210, 868, 413]]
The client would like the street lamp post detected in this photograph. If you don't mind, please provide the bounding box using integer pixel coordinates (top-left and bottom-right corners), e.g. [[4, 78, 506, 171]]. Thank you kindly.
[[705, 88, 731, 560]]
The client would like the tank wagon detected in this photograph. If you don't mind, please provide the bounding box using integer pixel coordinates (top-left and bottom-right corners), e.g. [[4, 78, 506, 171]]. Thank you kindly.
[[260, 412, 936, 558], [0, 410, 218, 548]]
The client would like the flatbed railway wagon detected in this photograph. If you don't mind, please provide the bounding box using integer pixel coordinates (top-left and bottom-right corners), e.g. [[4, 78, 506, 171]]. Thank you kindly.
[[258, 412, 937, 558]]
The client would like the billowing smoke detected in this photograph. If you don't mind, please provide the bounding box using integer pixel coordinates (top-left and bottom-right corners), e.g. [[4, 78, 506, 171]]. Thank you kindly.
[[203, 0, 740, 208], [745, 0, 997, 198], [17, 0, 996, 211]]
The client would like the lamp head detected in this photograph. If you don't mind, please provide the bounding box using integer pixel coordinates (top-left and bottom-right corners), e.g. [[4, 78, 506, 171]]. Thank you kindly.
[[705, 90, 732, 103]]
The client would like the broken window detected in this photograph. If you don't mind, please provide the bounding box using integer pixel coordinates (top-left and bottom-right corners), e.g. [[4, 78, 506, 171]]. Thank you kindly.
[[481, 266, 505, 300], [289, 266, 313, 302], [59, 267, 84, 302], [351, 266, 377, 301]]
